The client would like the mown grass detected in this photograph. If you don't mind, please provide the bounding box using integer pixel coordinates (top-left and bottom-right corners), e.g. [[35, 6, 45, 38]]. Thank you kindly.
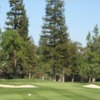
[[0, 79, 100, 100]]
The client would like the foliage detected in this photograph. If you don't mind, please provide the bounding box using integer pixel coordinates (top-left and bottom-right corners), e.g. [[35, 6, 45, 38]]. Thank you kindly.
[[0, 30, 25, 78], [79, 25, 100, 82], [23, 38, 37, 77], [39, 0, 70, 81], [5, 0, 29, 40], [3, 0, 36, 79]]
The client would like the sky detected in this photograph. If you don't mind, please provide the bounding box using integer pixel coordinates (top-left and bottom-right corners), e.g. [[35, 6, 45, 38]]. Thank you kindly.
[[0, 0, 100, 47]]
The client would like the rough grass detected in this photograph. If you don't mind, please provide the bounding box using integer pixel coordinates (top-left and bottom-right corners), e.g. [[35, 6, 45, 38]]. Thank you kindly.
[[0, 79, 100, 100]]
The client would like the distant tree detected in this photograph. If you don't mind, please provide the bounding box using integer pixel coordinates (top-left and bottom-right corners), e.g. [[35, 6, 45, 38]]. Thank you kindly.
[[91, 25, 100, 82], [80, 25, 100, 82], [78, 46, 92, 82], [5, 0, 29, 40], [39, 0, 69, 81]]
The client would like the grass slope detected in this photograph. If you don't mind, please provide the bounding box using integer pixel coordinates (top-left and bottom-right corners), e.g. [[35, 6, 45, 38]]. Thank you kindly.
[[0, 79, 100, 100]]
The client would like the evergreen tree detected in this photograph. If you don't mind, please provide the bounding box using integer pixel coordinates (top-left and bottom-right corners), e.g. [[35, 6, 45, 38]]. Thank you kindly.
[[68, 42, 79, 82], [91, 25, 100, 82], [5, 0, 29, 40], [0, 30, 25, 78], [35, 46, 52, 79], [81, 25, 100, 82], [78, 46, 92, 82], [24, 38, 37, 79], [39, 0, 69, 81], [5, 0, 36, 78]]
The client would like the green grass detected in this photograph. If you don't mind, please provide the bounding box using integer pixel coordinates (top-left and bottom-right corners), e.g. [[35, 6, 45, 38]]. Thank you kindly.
[[0, 79, 100, 100]]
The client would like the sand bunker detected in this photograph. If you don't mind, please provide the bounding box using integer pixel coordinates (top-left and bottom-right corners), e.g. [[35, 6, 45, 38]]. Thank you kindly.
[[83, 84, 100, 89], [0, 84, 37, 88]]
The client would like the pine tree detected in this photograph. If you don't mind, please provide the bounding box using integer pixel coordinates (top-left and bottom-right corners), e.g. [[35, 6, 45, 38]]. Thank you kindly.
[[91, 25, 100, 82], [83, 25, 100, 82], [24, 38, 36, 79], [5, 0, 36, 78], [39, 0, 69, 81], [5, 0, 28, 40], [1, 30, 25, 78]]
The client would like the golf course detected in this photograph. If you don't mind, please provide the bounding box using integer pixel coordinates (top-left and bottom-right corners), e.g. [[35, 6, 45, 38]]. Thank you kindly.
[[0, 79, 100, 100]]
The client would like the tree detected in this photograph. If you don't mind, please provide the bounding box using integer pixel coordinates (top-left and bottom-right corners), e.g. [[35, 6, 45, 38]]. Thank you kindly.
[[35, 46, 52, 80], [68, 42, 80, 82], [5, 0, 29, 40], [0, 30, 25, 78], [5, 0, 36, 78], [91, 25, 100, 82], [79, 32, 93, 82], [24, 38, 37, 79], [39, 0, 69, 81], [80, 25, 100, 82], [78, 46, 92, 82]]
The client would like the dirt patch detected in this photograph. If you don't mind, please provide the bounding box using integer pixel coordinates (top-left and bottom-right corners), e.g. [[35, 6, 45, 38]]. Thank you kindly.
[[83, 84, 100, 89], [0, 84, 37, 88]]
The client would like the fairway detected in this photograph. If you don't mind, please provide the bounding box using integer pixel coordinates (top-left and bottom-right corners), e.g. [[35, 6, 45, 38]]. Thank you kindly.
[[0, 79, 100, 100]]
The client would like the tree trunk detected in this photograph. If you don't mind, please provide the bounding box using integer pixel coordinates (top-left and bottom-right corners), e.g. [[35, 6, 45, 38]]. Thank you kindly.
[[42, 76, 44, 80], [72, 76, 74, 82], [62, 75, 65, 82], [29, 73, 31, 79], [62, 71, 65, 82], [89, 77, 91, 82], [52, 75, 56, 81], [59, 71, 65, 82], [92, 77, 96, 82], [14, 50, 17, 78]]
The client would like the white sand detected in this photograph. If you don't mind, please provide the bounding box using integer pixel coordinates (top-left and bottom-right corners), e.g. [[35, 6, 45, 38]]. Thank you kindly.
[[83, 84, 100, 89], [0, 84, 37, 88]]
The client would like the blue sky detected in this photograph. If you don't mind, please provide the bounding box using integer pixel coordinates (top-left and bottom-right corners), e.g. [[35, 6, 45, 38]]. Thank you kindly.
[[0, 0, 100, 47]]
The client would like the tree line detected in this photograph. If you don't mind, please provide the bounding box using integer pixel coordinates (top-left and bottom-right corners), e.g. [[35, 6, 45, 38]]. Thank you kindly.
[[0, 0, 100, 82]]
